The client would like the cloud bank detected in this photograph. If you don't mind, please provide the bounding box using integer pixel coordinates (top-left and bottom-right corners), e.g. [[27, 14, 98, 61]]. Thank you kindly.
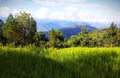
[[0, 0, 120, 23]]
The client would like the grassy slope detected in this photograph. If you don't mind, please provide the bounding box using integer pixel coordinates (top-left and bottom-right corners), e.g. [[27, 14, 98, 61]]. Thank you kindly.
[[0, 47, 120, 78]]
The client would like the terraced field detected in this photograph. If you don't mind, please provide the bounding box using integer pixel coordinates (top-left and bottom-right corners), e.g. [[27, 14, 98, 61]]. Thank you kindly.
[[0, 47, 120, 78]]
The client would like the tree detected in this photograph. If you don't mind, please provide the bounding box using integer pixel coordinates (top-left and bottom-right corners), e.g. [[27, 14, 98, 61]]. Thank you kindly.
[[3, 12, 37, 46], [15, 11, 37, 45], [34, 32, 48, 48], [116, 30, 120, 46], [55, 30, 64, 41], [78, 26, 89, 47], [0, 19, 4, 29], [103, 22, 119, 47], [3, 14, 16, 43], [67, 35, 79, 47], [49, 29, 65, 48], [95, 31, 104, 47], [55, 30, 65, 48], [49, 29, 56, 48], [27, 17, 37, 44], [0, 19, 6, 45]]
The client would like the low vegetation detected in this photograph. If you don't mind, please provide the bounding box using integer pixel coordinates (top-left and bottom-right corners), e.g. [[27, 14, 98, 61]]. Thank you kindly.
[[0, 46, 120, 78]]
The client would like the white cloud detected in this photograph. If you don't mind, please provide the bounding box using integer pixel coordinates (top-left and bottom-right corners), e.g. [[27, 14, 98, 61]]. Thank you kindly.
[[34, 6, 112, 23], [60, 0, 85, 3], [72, 4, 106, 9], [32, 0, 59, 6], [63, 7, 78, 20], [32, 0, 41, 4], [65, 7, 78, 12], [0, 7, 11, 17], [35, 8, 49, 19], [9, 5, 117, 23], [0, 6, 32, 18], [111, 12, 120, 23], [49, 12, 65, 20], [11, 9, 18, 15], [76, 10, 113, 23], [32, 0, 87, 6], [47, 7, 79, 20]]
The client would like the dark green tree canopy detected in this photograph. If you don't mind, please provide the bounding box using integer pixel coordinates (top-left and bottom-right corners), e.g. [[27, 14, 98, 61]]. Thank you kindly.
[[3, 12, 37, 46], [0, 19, 4, 29], [103, 22, 119, 47]]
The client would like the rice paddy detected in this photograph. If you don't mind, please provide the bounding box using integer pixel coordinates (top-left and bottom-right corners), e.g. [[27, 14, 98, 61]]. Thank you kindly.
[[0, 47, 120, 78]]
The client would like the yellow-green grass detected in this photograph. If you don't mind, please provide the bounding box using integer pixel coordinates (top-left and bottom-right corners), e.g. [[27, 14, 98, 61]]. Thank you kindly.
[[0, 47, 120, 78]]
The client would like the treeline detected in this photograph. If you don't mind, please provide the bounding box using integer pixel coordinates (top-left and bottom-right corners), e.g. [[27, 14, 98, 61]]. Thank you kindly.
[[68, 24, 120, 47], [0, 12, 120, 48]]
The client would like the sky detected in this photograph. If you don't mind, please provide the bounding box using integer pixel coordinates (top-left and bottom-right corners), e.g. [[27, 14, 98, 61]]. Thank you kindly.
[[0, 0, 120, 23]]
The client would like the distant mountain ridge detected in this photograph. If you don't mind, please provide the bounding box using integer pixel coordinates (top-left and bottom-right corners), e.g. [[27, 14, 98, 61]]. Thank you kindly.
[[36, 19, 80, 31], [45, 24, 98, 39], [60, 25, 98, 38], [36, 19, 120, 31]]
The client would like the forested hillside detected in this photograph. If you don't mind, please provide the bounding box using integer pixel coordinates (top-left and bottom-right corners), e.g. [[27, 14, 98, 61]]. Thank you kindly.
[[0, 12, 120, 48]]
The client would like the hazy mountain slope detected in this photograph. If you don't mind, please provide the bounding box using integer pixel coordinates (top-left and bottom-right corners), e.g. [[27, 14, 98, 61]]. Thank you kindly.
[[60, 25, 98, 38]]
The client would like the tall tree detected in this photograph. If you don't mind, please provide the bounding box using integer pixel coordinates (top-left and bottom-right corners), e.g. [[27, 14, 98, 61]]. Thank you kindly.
[[49, 29, 56, 48], [49, 29, 65, 48], [103, 22, 119, 47], [27, 17, 37, 44], [55, 30, 65, 48], [0, 19, 6, 44], [3, 12, 36, 46], [78, 26, 89, 47], [15, 11, 37, 45], [3, 14, 16, 43], [116, 30, 120, 46], [0, 19, 4, 29], [55, 30, 64, 41]]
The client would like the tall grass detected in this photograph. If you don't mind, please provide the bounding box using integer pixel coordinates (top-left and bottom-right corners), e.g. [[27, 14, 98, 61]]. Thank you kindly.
[[0, 47, 120, 78]]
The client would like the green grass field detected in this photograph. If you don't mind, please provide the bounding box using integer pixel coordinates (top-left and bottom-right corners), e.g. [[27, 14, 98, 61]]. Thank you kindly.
[[0, 47, 120, 78]]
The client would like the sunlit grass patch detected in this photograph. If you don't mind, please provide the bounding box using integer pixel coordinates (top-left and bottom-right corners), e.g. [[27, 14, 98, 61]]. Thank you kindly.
[[0, 47, 120, 78]]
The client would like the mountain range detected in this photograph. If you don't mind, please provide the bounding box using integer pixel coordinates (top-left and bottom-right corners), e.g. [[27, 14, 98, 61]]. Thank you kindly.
[[36, 19, 120, 31], [60, 25, 97, 38]]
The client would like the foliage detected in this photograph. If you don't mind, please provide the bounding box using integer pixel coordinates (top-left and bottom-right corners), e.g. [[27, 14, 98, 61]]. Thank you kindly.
[[1, 12, 120, 48], [49, 28, 56, 48], [77, 26, 90, 47], [0, 19, 6, 45], [67, 35, 79, 47], [15, 11, 37, 45], [3, 12, 37, 46], [68, 23, 120, 47], [49, 29, 65, 48], [103, 22, 120, 47], [3, 14, 17, 43], [34, 32, 48, 48], [0, 47, 120, 78]]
